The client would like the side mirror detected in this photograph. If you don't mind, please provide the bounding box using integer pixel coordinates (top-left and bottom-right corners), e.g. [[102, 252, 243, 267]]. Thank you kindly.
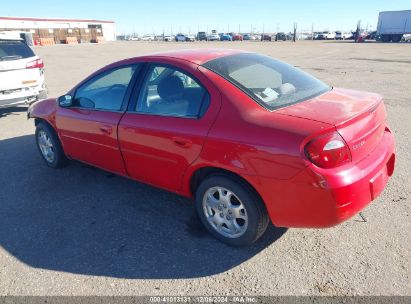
[[58, 95, 73, 107]]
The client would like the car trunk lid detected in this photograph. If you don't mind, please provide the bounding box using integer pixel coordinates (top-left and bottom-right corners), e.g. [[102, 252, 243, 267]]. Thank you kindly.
[[277, 88, 387, 163]]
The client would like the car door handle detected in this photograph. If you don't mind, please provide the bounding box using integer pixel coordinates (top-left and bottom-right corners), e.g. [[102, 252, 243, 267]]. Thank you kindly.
[[172, 137, 192, 148], [99, 125, 112, 135]]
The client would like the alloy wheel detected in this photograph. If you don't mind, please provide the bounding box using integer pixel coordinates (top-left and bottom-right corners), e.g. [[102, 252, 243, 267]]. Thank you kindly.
[[202, 186, 248, 238]]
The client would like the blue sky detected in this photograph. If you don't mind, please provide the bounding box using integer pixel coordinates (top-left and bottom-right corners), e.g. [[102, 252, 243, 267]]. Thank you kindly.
[[1, 0, 410, 34]]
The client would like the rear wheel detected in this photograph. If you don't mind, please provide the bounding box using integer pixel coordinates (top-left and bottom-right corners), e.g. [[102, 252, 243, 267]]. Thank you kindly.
[[35, 122, 68, 168], [195, 175, 269, 246]]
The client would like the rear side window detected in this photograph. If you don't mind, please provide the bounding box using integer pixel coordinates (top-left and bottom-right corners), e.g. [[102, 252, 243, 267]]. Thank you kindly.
[[136, 64, 209, 118], [202, 53, 330, 110], [0, 40, 35, 61]]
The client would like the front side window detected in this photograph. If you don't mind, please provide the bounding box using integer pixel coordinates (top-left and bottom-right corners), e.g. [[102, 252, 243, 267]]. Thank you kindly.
[[202, 53, 330, 110], [74, 65, 138, 111], [136, 65, 209, 118]]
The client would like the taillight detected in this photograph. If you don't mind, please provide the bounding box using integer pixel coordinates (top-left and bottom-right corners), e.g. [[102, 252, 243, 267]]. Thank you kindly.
[[305, 131, 352, 169], [26, 59, 44, 69]]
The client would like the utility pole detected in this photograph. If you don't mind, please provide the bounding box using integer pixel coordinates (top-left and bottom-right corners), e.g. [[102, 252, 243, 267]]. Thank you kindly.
[[311, 23, 314, 40], [293, 23, 297, 42], [355, 20, 361, 42], [263, 23, 265, 41]]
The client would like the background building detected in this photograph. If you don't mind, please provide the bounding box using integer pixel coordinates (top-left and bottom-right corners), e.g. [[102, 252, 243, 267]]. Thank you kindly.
[[0, 16, 116, 43]]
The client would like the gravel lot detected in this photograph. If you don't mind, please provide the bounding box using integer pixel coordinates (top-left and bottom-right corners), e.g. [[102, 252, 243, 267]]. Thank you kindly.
[[0, 41, 410, 296]]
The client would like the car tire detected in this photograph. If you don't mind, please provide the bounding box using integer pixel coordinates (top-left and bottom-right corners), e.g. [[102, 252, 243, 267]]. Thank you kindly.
[[195, 174, 269, 246], [35, 122, 68, 168]]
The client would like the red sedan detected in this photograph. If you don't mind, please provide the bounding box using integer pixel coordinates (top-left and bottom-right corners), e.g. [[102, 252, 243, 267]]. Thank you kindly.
[[232, 34, 243, 41], [28, 49, 395, 246]]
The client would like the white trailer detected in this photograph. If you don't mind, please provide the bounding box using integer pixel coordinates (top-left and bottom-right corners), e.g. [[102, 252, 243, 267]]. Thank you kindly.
[[377, 10, 411, 42]]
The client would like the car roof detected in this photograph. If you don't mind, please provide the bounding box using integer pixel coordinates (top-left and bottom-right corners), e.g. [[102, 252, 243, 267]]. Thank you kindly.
[[138, 48, 249, 65], [0, 31, 24, 41], [0, 38, 24, 42]]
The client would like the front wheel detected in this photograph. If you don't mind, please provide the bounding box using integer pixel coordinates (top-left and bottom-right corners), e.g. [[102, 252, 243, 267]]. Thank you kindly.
[[195, 175, 269, 246], [35, 122, 68, 168]]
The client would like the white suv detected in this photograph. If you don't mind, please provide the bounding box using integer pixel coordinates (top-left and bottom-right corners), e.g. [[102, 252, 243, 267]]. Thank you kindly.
[[141, 35, 155, 41], [0, 35, 47, 107]]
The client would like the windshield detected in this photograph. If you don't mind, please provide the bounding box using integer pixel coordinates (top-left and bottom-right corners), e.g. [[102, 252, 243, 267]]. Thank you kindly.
[[202, 53, 331, 110], [0, 40, 35, 61]]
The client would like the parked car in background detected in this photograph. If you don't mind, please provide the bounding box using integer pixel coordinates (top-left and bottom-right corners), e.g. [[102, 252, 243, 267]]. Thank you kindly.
[[297, 33, 312, 40], [197, 32, 208, 41], [232, 34, 243, 41], [163, 35, 175, 42], [364, 31, 377, 40], [128, 36, 139, 41], [28, 49, 396, 246], [335, 31, 342, 40], [0, 34, 47, 108], [326, 32, 336, 40], [220, 33, 232, 41], [185, 34, 196, 42], [314, 32, 326, 40], [275, 32, 287, 41], [343, 32, 354, 40], [175, 34, 186, 42], [141, 35, 155, 41], [261, 34, 272, 41], [403, 33, 411, 42], [243, 34, 251, 40], [207, 34, 220, 41]]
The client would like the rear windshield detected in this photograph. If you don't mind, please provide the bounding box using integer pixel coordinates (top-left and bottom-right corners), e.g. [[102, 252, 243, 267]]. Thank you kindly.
[[202, 53, 330, 111], [0, 40, 35, 61]]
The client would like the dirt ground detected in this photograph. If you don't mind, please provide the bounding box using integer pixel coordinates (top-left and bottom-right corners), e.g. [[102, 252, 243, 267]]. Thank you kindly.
[[0, 40, 410, 296]]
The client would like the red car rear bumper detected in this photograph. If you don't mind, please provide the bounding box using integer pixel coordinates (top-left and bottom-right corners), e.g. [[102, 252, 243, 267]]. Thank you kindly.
[[248, 129, 395, 228]]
